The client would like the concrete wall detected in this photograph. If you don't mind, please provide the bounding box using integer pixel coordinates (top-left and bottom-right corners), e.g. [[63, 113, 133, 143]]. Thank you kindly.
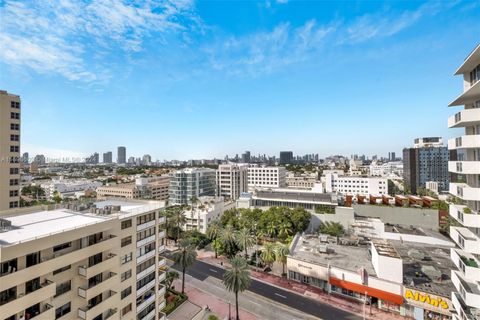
[[309, 206, 355, 232], [353, 204, 439, 230]]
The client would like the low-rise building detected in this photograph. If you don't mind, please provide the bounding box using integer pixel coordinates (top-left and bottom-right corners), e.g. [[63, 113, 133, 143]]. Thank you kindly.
[[216, 164, 248, 201], [39, 178, 102, 199], [0, 199, 168, 320], [324, 173, 389, 196], [96, 175, 170, 201], [182, 196, 235, 233], [285, 172, 317, 189]]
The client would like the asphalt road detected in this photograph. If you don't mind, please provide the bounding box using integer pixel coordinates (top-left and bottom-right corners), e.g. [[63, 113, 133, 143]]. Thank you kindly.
[[171, 259, 362, 320]]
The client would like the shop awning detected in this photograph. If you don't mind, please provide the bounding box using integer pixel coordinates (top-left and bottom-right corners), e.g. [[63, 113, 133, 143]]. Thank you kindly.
[[330, 277, 403, 305]]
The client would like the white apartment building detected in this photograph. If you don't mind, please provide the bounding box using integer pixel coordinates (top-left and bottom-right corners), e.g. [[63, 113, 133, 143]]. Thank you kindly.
[[97, 176, 170, 202], [216, 164, 248, 200], [324, 173, 389, 196], [0, 199, 167, 320], [369, 161, 404, 178], [182, 196, 235, 233], [39, 179, 103, 199], [447, 45, 480, 320], [247, 166, 286, 189]]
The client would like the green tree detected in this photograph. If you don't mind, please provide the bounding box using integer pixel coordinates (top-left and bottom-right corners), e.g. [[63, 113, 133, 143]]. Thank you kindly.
[[206, 221, 222, 258], [167, 206, 187, 244], [164, 271, 180, 292], [266, 221, 277, 239], [235, 228, 255, 259], [220, 225, 239, 258], [275, 244, 290, 276], [318, 221, 344, 237], [261, 243, 276, 268], [277, 221, 293, 239], [222, 257, 251, 320], [172, 239, 197, 294], [220, 209, 239, 228]]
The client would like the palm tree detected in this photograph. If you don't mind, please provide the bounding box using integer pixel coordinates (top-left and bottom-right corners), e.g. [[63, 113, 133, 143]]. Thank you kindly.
[[171, 207, 187, 244], [261, 243, 276, 269], [235, 228, 255, 259], [266, 221, 277, 239], [223, 257, 251, 320], [277, 221, 292, 239], [172, 239, 197, 294], [220, 225, 238, 258], [165, 271, 180, 292], [275, 244, 290, 276], [206, 221, 221, 258]]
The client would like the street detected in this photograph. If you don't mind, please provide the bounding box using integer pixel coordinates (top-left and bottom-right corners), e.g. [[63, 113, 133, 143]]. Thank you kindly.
[[171, 259, 362, 320]]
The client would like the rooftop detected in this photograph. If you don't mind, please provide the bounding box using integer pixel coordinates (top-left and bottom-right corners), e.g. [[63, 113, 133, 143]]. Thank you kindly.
[[289, 234, 376, 275], [393, 241, 456, 297], [254, 189, 337, 205]]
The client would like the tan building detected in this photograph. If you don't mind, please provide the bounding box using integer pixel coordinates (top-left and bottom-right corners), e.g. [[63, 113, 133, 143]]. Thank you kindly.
[[285, 173, 317, 189], [216, 164, 248, 201], [0, 199, 167, 320], [97, 176, 170, 201], [0, 90, 21, 211]]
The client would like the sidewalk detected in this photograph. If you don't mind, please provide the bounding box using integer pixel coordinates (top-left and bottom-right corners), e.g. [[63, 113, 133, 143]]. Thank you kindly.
[[197, 251, 409, 320], [173, 279, 257, 320]]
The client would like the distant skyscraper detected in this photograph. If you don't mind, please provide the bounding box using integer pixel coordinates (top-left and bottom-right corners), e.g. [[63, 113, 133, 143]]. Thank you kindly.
[[0, 90, 21, 210], [403, 137, 449, 194], [279, 151, 294, 165], [21, 152, 29, 164], [33, 154, 46, 165], [241, 151, 251, 163], [103, 151, 112, 164], [142, 154, 152, 164], [117, 146, 126, 164], [86, 152, 99, 164]]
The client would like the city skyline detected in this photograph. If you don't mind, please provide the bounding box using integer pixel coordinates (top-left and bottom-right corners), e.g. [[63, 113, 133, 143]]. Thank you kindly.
[[1, 1, 479, 160]]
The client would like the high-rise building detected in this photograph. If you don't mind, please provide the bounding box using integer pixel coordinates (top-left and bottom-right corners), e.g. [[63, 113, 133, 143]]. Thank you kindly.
[[117, 146, 126, 164], [103, 151, 112, 164], [169, 168, 216, 205], [216, 164, 248, 200], [241, 151, 251, 163], [0, 199, 168, 320], [33, 154, 46, 165], [247, 166, 286, 189], [21, 152, 29, 165], [279, 151, 294, 165], [402, 137, 449, 194], [85, 152, 99, 164], [388, 152, 396, 161], [447, 45, 480, 320], [0, 90, 21, 210], [142, 154, 152, 165]]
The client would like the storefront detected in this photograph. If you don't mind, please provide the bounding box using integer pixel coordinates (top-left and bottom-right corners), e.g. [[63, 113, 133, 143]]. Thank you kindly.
[[402, 288, 452, 320]]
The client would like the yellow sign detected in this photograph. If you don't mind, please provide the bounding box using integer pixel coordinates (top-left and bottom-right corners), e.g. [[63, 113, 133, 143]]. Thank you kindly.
[[404, 289, 449, 310]]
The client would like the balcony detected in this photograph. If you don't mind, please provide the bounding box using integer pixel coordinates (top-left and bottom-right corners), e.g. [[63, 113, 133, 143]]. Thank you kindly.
[[448, 108, 480, 128], [78, 272, 118, 301], [158, 216, 166, 224], [451, 248, 480, 282], [0, 280, 55, 319], [452, 292, 479, 320], [158, 257, 166, 268], [158, 284, 166, 298], [449, 204, 480, 228], [450, 77, 480, 106], [158, 244, 166, 253], [450, 226, 480, 255], [137, 264, 155, 280], [158, 230, 166, 238], [449, 161, 480, 174], [78, 290, 117, 320], [78, 253, 117, 279], [140, 308, 156, 320], [451, 270, 480, 309], [137, 279, 156, 297], [448, 135, 480, 150], [31, 303, 55, 320], [137, 220, 156, 232], [158, 270, 166, 282], [159, 312, 167, 320], [1, 235, 117, 289], [450, 183, 480, 201], [137, 234, 156, 248], [137, 250, 155, 264], [136, 292, 155, 313]]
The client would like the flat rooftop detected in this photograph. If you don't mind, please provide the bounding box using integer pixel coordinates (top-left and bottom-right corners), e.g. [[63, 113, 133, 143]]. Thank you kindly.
[[393, 241, 456, 297], [290, 234, 376, 275], [254, 189, 337, 205], [0, 209, 111, 246]]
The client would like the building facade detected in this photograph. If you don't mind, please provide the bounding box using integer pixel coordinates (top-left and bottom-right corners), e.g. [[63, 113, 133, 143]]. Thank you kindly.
[[96, 176, 170, 201], [247, 166, 286, 189], [216, 164, 248, 200], [103, 152, 113, 164], [324, 173, 389, 196], [403, 138, 449, 194], [182, 196, 235, 233], [169, 168, 216, 205], [0, 90, 21, 211], [0, 199, 167, 320], [117, 147, 126, 165], [279, 151, 293, 165], [285, 172, 317, 189], [447, 45, 480, 320]]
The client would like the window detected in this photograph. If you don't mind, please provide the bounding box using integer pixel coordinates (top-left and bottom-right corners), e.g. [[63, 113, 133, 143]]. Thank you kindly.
[[121, 303, 132, 316], [10, 101, 20, 109], [121, 219, 132, 229], [9, 201, 18, 208], [53, 265, 71, 275], [136, 257, 155, 274], [10, 145, 19, 152], [10, 134, 19, 141], [137, 226, 156, 241], [10, 112, 19, 119], [136, 212, 155, 225], [10, 123, 19, 130], [9, 179, 18, 186], [121, 286, 131, 299], [10, 168, 19, 175], [53, 242, 71, 252], [121, 236, 132, 247], [55, 302, 71, 319], [121, 252, 132, 264], [136, 272, 155, 290], [9, 190, 18, 197], [121, 269, 132, 282], [55, 280, 71, 297]]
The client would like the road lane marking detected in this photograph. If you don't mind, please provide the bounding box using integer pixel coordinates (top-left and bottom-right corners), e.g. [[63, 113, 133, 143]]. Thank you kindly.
[[209, 268, 218, 273], [275, 293, 287, 299]]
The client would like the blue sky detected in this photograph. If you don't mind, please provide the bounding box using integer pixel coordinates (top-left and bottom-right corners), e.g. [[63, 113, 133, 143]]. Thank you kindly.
[[0, 0, 479, 161]]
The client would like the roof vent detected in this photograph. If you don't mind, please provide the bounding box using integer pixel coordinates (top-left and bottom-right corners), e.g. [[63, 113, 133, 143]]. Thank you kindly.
[[0, 218, 12, 232]]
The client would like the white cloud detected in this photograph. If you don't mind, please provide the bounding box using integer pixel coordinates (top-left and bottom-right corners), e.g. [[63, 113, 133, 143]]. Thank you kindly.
[[23, 144, 88, 163], [0, 0, 198, 83]]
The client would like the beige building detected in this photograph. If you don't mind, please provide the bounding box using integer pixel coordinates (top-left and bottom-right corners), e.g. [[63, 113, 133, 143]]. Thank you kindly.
[[0, 199, 167, 320], [216, 164, 248, 200], [285, 173, 317, 189], [97, 176, 170, 201], [0, 90, 21, 211]]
